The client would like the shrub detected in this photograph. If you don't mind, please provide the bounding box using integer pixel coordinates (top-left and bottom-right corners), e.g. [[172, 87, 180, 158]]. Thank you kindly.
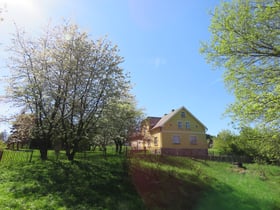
[[0, 140, 6, 151]]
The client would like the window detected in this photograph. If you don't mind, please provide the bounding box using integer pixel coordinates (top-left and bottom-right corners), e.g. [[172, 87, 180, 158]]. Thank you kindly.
[[178, 121, 183, 128], [154, 137, 158, 146], [190, 136, 197, 145], [172, 136, 180, 144], [181, 112, 186, 118], [147, 140, 151, 148], [186, 121, 190, 129]]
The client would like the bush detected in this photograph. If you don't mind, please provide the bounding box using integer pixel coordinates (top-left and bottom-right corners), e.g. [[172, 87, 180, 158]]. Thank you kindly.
[[214, 128, 280, 164], [212, 130, 237, 155], [0, 140, 6, 151]]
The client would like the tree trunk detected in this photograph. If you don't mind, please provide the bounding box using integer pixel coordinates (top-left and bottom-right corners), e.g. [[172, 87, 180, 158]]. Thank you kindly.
[[91, 145, 97, 151], [40, 147, 48, 160], [65, 142, 77, 161], [39, 138, 50, 160], [102, 146, 107, 159], [119, 144, 123, 154], [67, 152, 75, 161], [115, 142, 119, 154]]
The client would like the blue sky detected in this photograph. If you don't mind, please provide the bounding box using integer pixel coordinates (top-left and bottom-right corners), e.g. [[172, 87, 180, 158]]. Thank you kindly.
[[0, 0, 235, 135]]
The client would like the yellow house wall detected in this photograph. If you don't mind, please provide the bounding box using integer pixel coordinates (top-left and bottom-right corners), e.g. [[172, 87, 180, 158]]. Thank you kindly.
[[163, 109, 205, 133], [148, 128, 162, 151], [151, 109, 207, 150], [161, 131, 207, 149]]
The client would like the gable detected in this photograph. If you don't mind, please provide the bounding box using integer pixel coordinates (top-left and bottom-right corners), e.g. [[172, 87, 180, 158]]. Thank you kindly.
[[151, 106, 207, 131]]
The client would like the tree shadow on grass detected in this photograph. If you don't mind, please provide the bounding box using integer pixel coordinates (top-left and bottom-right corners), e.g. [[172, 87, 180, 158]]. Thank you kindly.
[[7, 158, 145, 210], [130, 158, 280, 210], [133, 154, 197, 169], [130, 163, 207, 210]]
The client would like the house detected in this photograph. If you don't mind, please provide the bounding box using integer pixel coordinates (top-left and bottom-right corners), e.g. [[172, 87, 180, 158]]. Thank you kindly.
[[130, 116, 161, 150], [130, 106, 208, 157]]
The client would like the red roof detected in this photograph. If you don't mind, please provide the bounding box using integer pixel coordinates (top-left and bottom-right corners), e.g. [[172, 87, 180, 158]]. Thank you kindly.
[[146, 117, 161, 129]]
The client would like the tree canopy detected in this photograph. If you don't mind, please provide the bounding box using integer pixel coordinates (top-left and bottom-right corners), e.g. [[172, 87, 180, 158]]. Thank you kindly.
[[8, 113, 35, 149], [213, 127, 280, 163], [201, 0, 280, 131], [7, 22, 132, 160], [89, 97, 143, 156]]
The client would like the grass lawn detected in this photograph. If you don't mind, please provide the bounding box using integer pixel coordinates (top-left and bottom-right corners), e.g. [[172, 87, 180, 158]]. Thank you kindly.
[[0, 150, 279, 210], [129, 155, 280, 210], [194, 161, 280, 210], [0, 150, 144, 210]]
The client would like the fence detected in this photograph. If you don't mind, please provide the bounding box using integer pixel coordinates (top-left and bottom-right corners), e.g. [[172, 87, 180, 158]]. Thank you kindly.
[[129, 149, 252, 163], [207, 154, 251, 163], [0, 150, 34, 163]]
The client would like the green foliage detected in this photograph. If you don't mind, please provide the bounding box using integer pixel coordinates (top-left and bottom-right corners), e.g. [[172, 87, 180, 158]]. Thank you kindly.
[[213, 128, 280, 163], [212, 130, 237, 155], [0, 140, 6, 150], [102, 99, 144, 154], [201, 0, 280, 130], [238, 127, 280, 163], [88, 97, 144, 155]]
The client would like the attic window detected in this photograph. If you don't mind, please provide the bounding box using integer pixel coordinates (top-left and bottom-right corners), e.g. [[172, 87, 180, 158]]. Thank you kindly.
[[181, 112, 186, 118]]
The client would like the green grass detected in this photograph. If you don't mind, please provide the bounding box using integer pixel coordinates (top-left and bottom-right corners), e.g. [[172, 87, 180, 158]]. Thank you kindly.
[[129, 155, 280, 210], [0, 149, 34, 163], [194, 161, 280, 210], [0, 151, 144, 210], [0, 151, 280, 210]]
